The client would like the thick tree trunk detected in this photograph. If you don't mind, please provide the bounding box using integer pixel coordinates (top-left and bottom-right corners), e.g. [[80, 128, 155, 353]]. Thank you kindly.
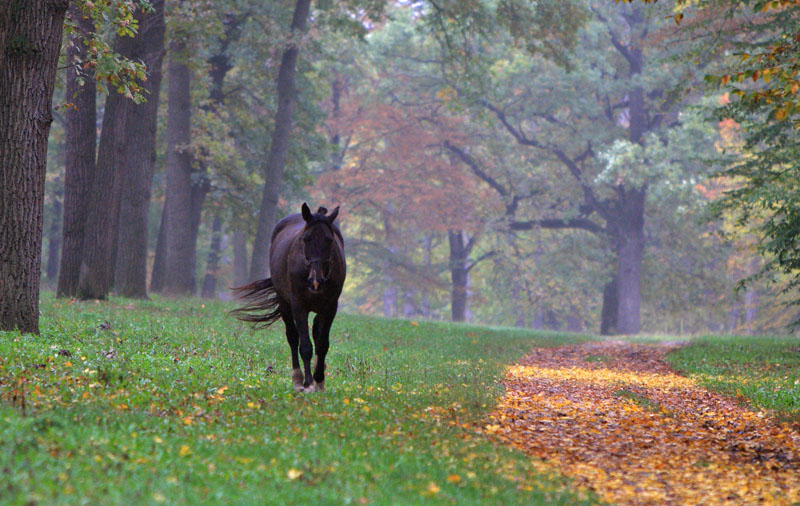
[[57, 4, 96, 297], [150, 198, 168, 293], [0, 0, 68, 333], [615, 190, 645, 334], [114, 0, 165, 298], [232, 230, 248, 287], [163, 36, 196, 296], [46, 184, 62, 281], [600, 277, 618, 335], [0, 4, 11, 69], [78, 18, 151, 299], [250, 0, 312, 280], [201, 216, 223, 299], [448, 230, 469, 322]]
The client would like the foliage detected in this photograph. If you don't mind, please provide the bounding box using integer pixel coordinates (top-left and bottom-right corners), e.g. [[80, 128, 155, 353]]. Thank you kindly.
[[0, 294, 593, 504], [617, 0, 800, 325], [491, 341, 800, 504], [63, 0, 153, 103]]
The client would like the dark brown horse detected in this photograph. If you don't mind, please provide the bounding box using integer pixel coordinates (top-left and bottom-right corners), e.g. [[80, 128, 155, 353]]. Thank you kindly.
[[232, 203, 345, 392]]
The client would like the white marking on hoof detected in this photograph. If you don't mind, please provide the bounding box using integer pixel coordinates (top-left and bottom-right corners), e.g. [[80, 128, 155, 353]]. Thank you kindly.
[[292, 368, 304, 391]]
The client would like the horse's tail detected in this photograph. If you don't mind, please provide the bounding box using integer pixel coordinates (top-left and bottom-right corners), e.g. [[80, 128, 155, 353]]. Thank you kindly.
[[229, 278, 283, 329]]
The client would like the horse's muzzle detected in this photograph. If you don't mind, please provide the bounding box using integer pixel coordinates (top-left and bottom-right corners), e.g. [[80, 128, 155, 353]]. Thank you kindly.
[[307, 262, 330, 293]]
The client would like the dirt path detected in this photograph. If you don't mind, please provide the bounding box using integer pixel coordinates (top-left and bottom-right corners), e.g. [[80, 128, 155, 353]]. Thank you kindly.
[[486, 341, 800, 505]]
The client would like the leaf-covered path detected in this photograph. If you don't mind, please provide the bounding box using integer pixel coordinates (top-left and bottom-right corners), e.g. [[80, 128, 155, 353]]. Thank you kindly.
[[486, 341, 800, 505]]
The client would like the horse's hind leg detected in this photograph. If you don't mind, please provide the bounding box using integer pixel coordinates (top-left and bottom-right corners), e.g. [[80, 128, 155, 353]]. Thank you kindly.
[[280, 303, 303, 391]]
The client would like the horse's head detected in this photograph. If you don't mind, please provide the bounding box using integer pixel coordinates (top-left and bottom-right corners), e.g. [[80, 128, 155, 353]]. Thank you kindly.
[[301, 202, 340, 293]]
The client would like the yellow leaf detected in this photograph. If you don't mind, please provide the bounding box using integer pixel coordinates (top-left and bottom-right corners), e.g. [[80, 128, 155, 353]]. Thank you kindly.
[[427, 482, 440, 494], [64, 361, 72, 367], [447, 474, 461, 483], [153, 493, 166, 503], [154, 436, 164, 444], [247, 401, 258, 409], [183, 416, 193, 426], [410, 321, 419, 327], [178, 445, 192, 457], [217, 386, 228, 395], [116, 403, 128, 411], [287, 468, 303, 480]]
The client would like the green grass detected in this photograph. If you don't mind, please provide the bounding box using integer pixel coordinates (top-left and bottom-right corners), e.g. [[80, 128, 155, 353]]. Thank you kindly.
[[0, 293, 595, 505], [666, 335, 800, 424]]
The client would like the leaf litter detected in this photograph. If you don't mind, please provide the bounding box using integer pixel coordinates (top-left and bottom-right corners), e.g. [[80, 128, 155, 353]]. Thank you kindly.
[[485, 341, 800, 505]]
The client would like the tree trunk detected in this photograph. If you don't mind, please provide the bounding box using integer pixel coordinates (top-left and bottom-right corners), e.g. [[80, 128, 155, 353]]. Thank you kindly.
[[78, 20, 150, 299], [57, 4, 96, 297], [201, 216, 223, 299], [0, 3, 12, 69], [615, 190, 645, 334], [600, 277, 618, 335], [163, 35, 196, 296], [250, 0, 312, 280], [0, 0, 68, 333], [46, 182, 62, 281], [448, 230, 469, 322], [233, 230, 248, 287], [114, 0, 166, 298], [150, 197, 168, 293]]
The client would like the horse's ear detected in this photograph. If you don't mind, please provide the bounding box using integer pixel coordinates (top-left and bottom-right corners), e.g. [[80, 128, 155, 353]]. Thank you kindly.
[[301, 202, 312, 222], [327, 206, 340, 223], [317, 206, 328, 215]]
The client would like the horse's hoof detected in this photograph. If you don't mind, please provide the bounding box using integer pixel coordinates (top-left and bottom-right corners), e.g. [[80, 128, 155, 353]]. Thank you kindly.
[[314, 381, 324, 392], [292, 368, 304, 391]]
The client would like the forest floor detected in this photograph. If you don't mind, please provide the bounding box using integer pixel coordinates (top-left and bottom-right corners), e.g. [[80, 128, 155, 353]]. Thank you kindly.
[[487, 340, 800, 505]]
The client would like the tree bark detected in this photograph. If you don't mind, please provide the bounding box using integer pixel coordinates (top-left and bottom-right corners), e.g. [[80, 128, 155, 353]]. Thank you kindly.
[[250, 0, 312, 280], [46, 182, 62, 281], [113, 0, 165, 298], [78, 16, 153, 299], [163, 35, 196, 296], [600, 277, 618, 335], [150, 197, 168, 293], [57, 4, 96, 297], [114, 0, 165, 298], [0, 0, 69, 333], [233, 230, 249, 287], [615, 189, 645, 334], [0, 4, 11, 69], [201, 216, 223, 299], [448, 230, 469, 322]]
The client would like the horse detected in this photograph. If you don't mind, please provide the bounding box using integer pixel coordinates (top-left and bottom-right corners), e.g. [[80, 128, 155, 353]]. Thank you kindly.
[[231, 203, 345, 392]]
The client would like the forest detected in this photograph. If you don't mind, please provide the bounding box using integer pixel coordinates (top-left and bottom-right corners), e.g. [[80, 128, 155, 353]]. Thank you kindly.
[[3, 1, 800, 504], [2, 0, 800, 334]]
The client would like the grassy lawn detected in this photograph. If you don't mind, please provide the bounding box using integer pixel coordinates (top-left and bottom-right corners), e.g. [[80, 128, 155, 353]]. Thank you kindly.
[[666, 335, 800, 424], [0, 293, 594, 505]]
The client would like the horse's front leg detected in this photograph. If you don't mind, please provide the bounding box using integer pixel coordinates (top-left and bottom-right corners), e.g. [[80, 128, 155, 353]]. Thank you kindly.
[[292, 307, 314, 390], [312, 303, 337, 392]]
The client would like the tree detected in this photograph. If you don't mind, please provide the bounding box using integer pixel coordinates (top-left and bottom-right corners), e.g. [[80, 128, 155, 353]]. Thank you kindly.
[[625, 0, 800, 327], [114, 0, 166, 298], [163, 3, 197, 296], [58, 3, 97, 297], [0, 0, 69, 333], [250, 0, 313, 280], [77, 2, 162, 299]]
